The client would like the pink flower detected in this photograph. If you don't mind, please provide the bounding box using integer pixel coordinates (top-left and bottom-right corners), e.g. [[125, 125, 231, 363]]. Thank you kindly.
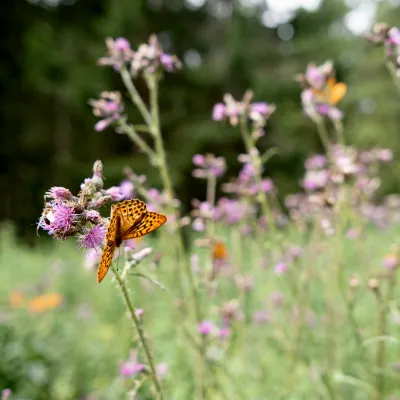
[[274, 262, 287, 275], [105, 186, 124, 201], [78, 225, 106, 249], [119, 180, 135, 199], [45, 186, 73, 201], [198, 320, 216, 336], [212, 103, 226, 121]]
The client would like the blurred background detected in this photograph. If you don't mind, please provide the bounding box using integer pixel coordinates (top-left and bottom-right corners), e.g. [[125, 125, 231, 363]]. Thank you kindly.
[[2, 0, 400, 242]]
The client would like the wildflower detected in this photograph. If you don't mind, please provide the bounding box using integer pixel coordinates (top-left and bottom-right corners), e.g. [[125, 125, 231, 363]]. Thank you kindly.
[[305, 154, 327, 170], [349, 274, 360, 288], [297, 61, 347, 121], [346, 228, 360, 240], [156, 362, 168, 379], [89, 91, 124, 132], [383, 253, 400, 271], [98, 37, 134, 71], [302, 169, 329, 191], [368, 278, 379, 291], [120, 350, 144, 378], [78, 225, 106, 250], [274, 262, 287, 275], [198, 320, 216, 336], [85, 210, 102, 224], [218, 327, 231, 339], [29, 293, 63, 312], [212, 91, 275, 128], [45, 186, 73, 201], [130, 34, 181, 76], [1, 389, 12, 400], [105, 186, 124, 201], [135, 309, 144, 320], [192, 153, 226, 179], [119, 179, 135, 199]]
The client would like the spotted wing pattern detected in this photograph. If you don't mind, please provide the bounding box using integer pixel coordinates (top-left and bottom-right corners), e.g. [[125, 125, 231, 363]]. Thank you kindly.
[[97, 207, 119, 283], [121, 211, 167, 240], [97, 199, 167, 283]]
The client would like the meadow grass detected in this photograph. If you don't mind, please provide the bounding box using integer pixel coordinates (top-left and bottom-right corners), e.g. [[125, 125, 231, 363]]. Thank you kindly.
[[1, 221, 399, 399]]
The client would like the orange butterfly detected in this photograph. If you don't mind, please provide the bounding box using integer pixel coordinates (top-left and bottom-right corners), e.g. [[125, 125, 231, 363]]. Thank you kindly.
[[97, 199, 167, 283], [312, 77, 347, 105]]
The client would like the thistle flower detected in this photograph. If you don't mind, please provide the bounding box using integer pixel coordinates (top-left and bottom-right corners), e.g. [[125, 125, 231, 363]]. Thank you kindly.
[[274, 262, 288, 275], [192, 153, 226, 178], [45, 186, 73, 201], [120, 350, 144, 378], [78, 225, 106, 250], [119, 179, 135, 199], [98, 37, 134, 71], [1, 389, 12, 400], [104, 186, 124, 201], [29, 293, 63, 312], [297, 61, 347, 121], [130, 34, 182, 76], [198, 320, 216, 336], [212, 91, 275, 128], [89, 91, 124, 132]]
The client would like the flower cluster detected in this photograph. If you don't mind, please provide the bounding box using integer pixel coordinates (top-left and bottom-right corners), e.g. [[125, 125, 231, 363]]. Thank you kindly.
[[222, 153, 274, 197], [98, 35, 182, 76], [286, 145, 394, 233], [296, 61, 347, 121], [38, 160, 114, 248], [192, 153, 226, 179], [212, 91, 276, 130], [366, 23, 400, 76], [89, 91, 124, 132]]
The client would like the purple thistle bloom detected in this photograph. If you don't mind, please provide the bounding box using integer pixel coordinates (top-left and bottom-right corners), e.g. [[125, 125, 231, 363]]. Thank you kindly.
[[85, 210, 101, 223], [260, 178, 274, 193], [192, 154, 206, 166], [383, 254, 399, 271], [120, 361, 144, 378], [212, 103, 226, 121], [45, 186, 73, 201], [274, 262, 288, 275], [1, 389, 12, 400], [305, 154, 327, 170], [119, 180, 135, 199], [198, 320, 216, 336], [218, 326, 231, 339], [305, 64, 325, 89], [114, 37, 131, 51], [53, 204, 75, 232], [105, 186, 124, 201], [78, 225, 106, 250]]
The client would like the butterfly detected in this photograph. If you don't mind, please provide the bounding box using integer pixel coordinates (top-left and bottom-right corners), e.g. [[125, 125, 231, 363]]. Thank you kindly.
[[97, 199, 167, 283], [312, 77, 347, 105]]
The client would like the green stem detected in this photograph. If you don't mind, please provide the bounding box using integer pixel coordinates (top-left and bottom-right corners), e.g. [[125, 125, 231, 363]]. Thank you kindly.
[[373, 288, 386, 400], [111, 268, 164, 400], [118, 121, 156, 160], [314, 118, 331, 154], [121, 67, 153, 127], [239, 117, 276, 235], [146, 74, 206, 398]]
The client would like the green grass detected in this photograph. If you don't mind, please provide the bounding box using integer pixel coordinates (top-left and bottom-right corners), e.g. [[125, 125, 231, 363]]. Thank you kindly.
[[0, 223, 399, 400]]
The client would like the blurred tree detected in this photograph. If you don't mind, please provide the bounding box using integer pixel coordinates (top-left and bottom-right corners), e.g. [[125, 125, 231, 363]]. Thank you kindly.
[[2, 0, 398, 242]]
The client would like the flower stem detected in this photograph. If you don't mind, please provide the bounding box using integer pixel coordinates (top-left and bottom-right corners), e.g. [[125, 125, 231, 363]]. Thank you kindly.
[[121, 68, 153, 127], [314, 118, 331, 154], [239, 117, 276, 235], [111, 267, 164, 400]]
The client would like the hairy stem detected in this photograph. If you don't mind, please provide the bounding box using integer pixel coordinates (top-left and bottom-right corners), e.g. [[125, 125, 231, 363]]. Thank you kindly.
[[111, 268, 163, 400]]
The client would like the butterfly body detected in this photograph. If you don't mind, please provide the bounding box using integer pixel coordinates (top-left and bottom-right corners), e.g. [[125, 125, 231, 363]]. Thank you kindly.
[[97, 199, 167, 283]]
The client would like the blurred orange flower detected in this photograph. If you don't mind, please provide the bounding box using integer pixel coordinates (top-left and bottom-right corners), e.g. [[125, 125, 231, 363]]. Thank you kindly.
[[28, 293, 64, 313], [9, 290, 25, 308]]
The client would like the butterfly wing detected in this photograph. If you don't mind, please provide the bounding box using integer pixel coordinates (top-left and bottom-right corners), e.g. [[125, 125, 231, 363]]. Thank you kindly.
[[121, 211, 167, 240], [97, 208, 120, 283], [329, 82, 347, 105], [114, 199, 148, 240]]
